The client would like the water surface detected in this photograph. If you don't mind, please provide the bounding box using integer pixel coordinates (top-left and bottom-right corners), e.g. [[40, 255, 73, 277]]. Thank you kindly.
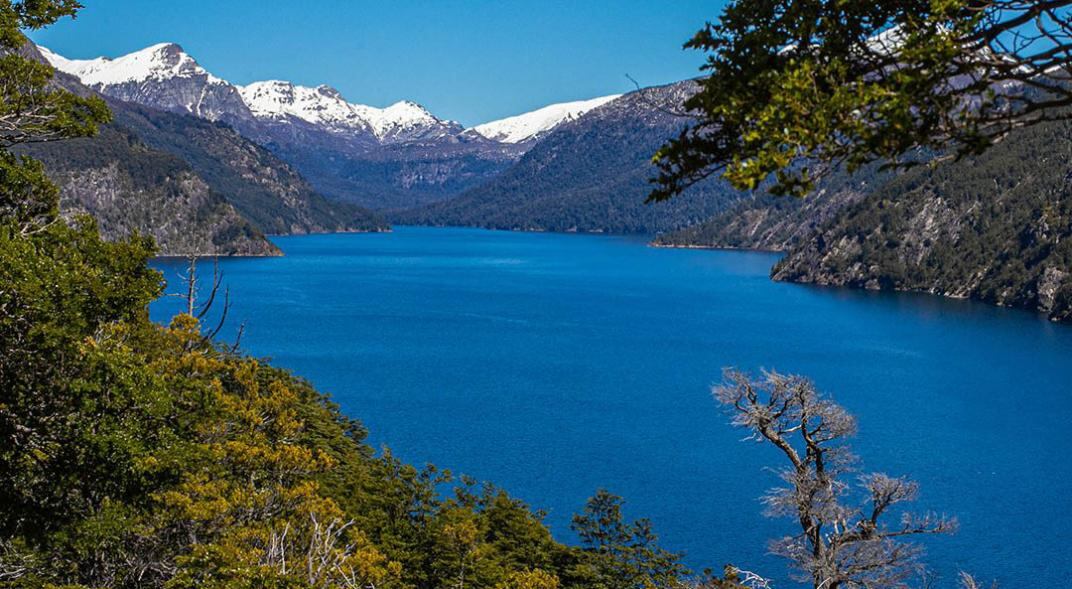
[[152, 227, 1072, 587]]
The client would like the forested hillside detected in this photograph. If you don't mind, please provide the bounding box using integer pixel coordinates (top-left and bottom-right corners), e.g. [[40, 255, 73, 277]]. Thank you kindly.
[[395, 82, 745, 234], [659, 121, 1072, 321], [108, 101, 386, 235], [0, 213, 709, 587], [17, 124, 279, 257], [773, 120, 1072, 321]]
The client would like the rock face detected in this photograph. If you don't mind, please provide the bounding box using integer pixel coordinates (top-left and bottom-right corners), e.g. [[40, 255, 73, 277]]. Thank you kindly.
[[21, 126, 279, 257], [396, 81, 747, 234], [659, 118, 1072, 321], [771, 119, 1072, 322]]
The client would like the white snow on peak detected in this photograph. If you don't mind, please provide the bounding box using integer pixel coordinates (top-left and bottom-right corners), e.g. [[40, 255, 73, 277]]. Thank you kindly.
[[362, 100, 446, 140], [471, 94, 622, 143], [238, 81, 447, 140], [41, 42, 620, 146], [238, 80, 373, 133], [39, 43, 225, 87]]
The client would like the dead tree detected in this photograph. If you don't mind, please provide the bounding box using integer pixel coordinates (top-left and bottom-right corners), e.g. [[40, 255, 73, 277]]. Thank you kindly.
[[715, 370, 957, 589], [174, 255, 243, 350]]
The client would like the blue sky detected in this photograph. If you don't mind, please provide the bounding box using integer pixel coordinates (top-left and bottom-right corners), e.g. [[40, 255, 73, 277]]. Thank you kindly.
[[29, 0, 725, 126]]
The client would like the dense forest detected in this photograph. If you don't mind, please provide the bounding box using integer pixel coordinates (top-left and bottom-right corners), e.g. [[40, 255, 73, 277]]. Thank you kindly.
[[0, 219, 700, 587]]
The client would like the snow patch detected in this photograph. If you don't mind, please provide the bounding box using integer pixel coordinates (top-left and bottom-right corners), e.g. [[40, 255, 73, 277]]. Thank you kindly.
[[238, 81, 450, 141], [40, 43, 225, 87], [471, 95, 622, 143]]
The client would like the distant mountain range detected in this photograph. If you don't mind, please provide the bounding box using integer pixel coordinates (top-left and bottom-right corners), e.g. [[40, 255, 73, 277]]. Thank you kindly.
[[42, 42, 744, 235], [41, 43, 621, 210], [37, 41, 1070, 321]]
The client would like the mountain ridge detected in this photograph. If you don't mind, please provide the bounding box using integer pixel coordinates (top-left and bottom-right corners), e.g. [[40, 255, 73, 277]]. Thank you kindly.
[[395, 81, 747, 234], [41, 43, 634, 209], [19, 42, 387, 256]]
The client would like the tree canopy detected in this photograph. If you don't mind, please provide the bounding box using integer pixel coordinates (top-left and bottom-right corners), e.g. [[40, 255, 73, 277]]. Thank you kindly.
[[651, 0, 1072, 199]]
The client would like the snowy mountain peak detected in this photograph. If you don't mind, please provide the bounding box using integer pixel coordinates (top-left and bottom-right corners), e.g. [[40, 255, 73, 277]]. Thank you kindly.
[[238, 81, 452, 142], [41, 42, 222, 87], [472, 94, 623, 144], [41, 43, 615, 148]]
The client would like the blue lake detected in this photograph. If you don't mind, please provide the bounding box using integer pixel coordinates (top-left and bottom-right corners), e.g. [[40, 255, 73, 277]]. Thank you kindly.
[[152, 226, 1072, 587]]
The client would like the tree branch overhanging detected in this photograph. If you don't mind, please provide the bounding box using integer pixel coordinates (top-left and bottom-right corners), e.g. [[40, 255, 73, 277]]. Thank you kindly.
[[651, 0, 1072, 201]]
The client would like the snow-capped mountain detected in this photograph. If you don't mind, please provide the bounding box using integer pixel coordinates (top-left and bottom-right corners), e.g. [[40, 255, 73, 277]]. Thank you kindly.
[[237, 81, 461, 144], [40, 42, 219, 86], [40, 43, 628, 209], [471, 94, 622, 144], [40, 43, 254, 124]]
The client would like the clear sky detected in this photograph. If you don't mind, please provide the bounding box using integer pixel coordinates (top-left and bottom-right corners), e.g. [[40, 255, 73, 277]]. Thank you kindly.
[[28, 0, 726, 126]]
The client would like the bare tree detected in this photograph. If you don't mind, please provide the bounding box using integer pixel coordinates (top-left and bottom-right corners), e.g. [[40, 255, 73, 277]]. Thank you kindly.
[[173, 255, 244, 350], [715, 369, 956, 589]]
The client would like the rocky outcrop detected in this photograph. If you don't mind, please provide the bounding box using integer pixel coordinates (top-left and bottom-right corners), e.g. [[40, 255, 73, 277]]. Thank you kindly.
[[50, 155, 278, 257], [770, 120, 1072, 321]]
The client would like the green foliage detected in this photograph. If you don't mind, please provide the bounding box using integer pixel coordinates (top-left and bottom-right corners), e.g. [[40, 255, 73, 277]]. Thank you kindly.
[[651, 0, 1072, 199], [0, 217, 695, 587], [0, 152, 59, 229], [0, 1, 82, 47], [0, 179, 695, 588], [0, 53, 109, 148], [0, 1, 108, 238], [567, 490, 687, 589]]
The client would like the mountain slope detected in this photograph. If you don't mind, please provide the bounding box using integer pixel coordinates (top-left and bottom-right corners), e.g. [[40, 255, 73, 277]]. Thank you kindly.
[[228, 82, 519, 209], [651, 163, 894, 251], [18, 124, 279, 257], [238, 80, 461, 144], [771, 120, 1072, 321], [395, 81, 745, 234], [108, 100, 387, 235], [657, 119, 1072, 321]]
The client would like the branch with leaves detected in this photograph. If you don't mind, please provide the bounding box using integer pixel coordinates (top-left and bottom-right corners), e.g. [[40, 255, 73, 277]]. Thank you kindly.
[[652, 0, 1072, 200]]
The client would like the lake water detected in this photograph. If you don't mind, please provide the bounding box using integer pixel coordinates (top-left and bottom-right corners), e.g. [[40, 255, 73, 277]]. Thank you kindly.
[[151, 227, 1072, 587]]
